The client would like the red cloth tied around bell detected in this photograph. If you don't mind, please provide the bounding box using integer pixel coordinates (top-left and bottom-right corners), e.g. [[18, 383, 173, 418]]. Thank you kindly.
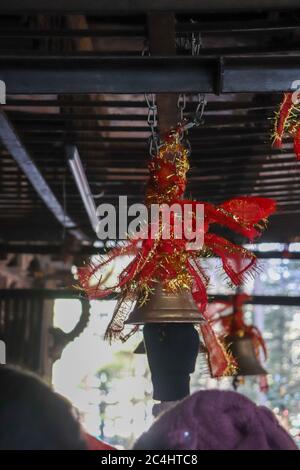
[[146, 130, 189, 204], [209, 294, 267, 361], [205, 294, 268, 386], [77, 240, 140, 299], [293, 125, 300, 160], [77, 196, 274, 376], [151, 159, 186, 194], [205, 233, 257, 285], [215, 197, 276, 240], [187, 258, 235, 376], [77, 126, 276, 378]]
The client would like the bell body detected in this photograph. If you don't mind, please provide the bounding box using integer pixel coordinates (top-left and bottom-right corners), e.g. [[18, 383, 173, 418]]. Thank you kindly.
[[227, 335, 267, 376], [125, 285, 205, 324], [127, 286, 205, 401], [143, 323, 200, 401]]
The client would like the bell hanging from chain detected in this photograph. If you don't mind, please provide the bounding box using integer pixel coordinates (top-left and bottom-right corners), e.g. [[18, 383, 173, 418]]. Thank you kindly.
[[227, 335, 267, 376], [127, 287, 206, 401], [125, 285, 205, 325]]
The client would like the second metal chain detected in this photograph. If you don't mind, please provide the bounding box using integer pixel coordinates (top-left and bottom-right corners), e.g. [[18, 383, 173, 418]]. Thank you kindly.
[[145, 93, 159, 156], [143, 32, 206, 155]]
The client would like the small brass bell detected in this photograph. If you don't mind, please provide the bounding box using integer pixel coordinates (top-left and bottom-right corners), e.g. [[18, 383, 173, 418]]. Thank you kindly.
[[125, 285, 205, 324], [227, 335, 267, 376]]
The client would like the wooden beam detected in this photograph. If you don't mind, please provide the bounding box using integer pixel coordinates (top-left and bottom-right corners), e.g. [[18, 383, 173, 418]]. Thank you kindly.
[[0, 111, 87, 241], [147, 12, 178, 135]]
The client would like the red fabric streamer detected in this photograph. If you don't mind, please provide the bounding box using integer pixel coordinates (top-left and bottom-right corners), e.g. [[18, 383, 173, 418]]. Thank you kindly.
[[293, 125, 300, 160], [208, 294, 267, 360], [78, 127, 276, 378], [207, 293, 268, 389]]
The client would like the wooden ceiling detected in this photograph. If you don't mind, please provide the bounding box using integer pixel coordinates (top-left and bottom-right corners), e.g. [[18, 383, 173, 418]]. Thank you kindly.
[[0, 7, 300, 250]]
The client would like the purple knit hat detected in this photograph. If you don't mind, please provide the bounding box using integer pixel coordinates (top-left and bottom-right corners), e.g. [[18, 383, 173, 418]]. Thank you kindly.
[[134, 390, 297, 450]]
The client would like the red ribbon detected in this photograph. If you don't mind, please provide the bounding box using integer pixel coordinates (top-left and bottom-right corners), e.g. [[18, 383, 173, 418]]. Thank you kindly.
[[208, 294, 267, 361], [78, 129, 275, 377]]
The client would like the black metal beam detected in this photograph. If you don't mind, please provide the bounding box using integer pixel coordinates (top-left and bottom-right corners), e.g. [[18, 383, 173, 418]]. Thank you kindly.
[[1, 56, 300, 94], [0, 1, 299, 14]]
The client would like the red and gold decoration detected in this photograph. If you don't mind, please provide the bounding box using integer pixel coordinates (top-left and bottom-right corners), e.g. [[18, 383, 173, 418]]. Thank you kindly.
[[207, 294, 267, 363], [78, 124, 276, 378], [272, 92, 300, 160], [206, 293, 268, 390]]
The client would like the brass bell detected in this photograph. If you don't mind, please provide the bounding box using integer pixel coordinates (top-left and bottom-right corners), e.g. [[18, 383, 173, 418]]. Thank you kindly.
[[227, 335, 267, 376], [125, 285, 205, 324]]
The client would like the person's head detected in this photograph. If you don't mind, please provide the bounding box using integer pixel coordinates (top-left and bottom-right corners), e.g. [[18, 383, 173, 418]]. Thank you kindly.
[[134, 389, 297, 450], [0, 365, 87, 450]]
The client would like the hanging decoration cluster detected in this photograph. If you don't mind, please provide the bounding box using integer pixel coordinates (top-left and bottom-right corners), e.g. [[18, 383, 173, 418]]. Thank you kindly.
[[206, 293, 268, 391], [272, 92, 300, 160], [78, 123, 276, 377], [206, 294, 267, 361]]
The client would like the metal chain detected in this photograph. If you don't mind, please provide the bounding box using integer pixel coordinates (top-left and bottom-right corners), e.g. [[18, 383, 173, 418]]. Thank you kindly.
[[177, 93, 186, 123], [145, 93, 159, 156], [176, 28, 205, 148], [184, 93, 207, 131], [142, 32, 206, 154], [176, 23, 203, 56], [177, 93, 207, 153], [178, 92, 207, 130], [142, 40, 160, 156], [191, 30, 203, 57]]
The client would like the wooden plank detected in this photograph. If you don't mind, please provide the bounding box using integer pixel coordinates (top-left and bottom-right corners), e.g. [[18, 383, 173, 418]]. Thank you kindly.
[[147, 12, 178, 135]]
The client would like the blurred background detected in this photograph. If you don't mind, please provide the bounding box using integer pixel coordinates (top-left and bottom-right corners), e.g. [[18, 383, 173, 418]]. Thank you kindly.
[[52, 244, 300, 449]]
